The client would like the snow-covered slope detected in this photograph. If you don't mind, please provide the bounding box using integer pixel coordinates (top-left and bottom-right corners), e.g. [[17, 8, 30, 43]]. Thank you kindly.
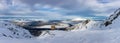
[[69, 19, 104, 31], [0, 21, 32, 39], [106, 16, 120, 29], [103, 8, 120, 28]]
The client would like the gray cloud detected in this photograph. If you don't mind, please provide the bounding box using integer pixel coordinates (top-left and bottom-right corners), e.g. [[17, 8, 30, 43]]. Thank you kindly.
[[1, 0, 120, 20], [18, 0, 81, 10]]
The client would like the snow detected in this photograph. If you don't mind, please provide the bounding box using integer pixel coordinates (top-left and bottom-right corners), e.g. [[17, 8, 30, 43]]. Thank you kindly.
[[73, 20, 97, 30], [0, 21, 32, 39], [1, 28, 120, 43], [105, 16, 120, 29], [37, 29, 120, 43]]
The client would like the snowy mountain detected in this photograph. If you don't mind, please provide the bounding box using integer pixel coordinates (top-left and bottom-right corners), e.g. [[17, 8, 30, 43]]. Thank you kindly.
[[35, 8, 120, 43], [103, 8, 120, 27], [0, 21, 33, 39], [72, 8, 120, 30]]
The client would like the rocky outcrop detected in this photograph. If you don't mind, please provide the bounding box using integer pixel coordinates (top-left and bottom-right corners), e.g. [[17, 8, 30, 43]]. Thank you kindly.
[[103, 8, 120, 27]]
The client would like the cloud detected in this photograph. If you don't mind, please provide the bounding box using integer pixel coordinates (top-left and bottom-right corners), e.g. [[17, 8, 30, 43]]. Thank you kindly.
[[17, 0, 81, 10], [0, 0, 120, 20], [0, 0, 8, 10]]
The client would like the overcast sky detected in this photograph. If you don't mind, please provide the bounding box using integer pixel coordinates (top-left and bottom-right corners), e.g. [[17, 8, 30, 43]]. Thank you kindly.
[[0, 0, 120, 20]]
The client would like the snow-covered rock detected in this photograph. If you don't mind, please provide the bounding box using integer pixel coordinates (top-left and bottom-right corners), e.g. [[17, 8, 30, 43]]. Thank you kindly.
[[102, 8, 120, 29], [0, 21, 33, 39], [71, 19, 101, 30]]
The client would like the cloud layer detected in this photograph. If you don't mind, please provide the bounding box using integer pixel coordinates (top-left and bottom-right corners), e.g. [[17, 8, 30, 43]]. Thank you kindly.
[[0, 0, 120, 20]]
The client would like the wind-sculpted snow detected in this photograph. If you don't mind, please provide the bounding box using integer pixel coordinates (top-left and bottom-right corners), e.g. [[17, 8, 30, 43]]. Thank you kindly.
[[0, 21, 33, 39]]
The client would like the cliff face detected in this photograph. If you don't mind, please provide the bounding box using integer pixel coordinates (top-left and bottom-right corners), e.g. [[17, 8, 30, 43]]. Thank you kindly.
[[0, 21, 33, 39]]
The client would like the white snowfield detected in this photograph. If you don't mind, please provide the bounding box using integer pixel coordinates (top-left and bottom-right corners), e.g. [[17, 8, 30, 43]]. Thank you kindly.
[[0, 9, 120, 43]]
